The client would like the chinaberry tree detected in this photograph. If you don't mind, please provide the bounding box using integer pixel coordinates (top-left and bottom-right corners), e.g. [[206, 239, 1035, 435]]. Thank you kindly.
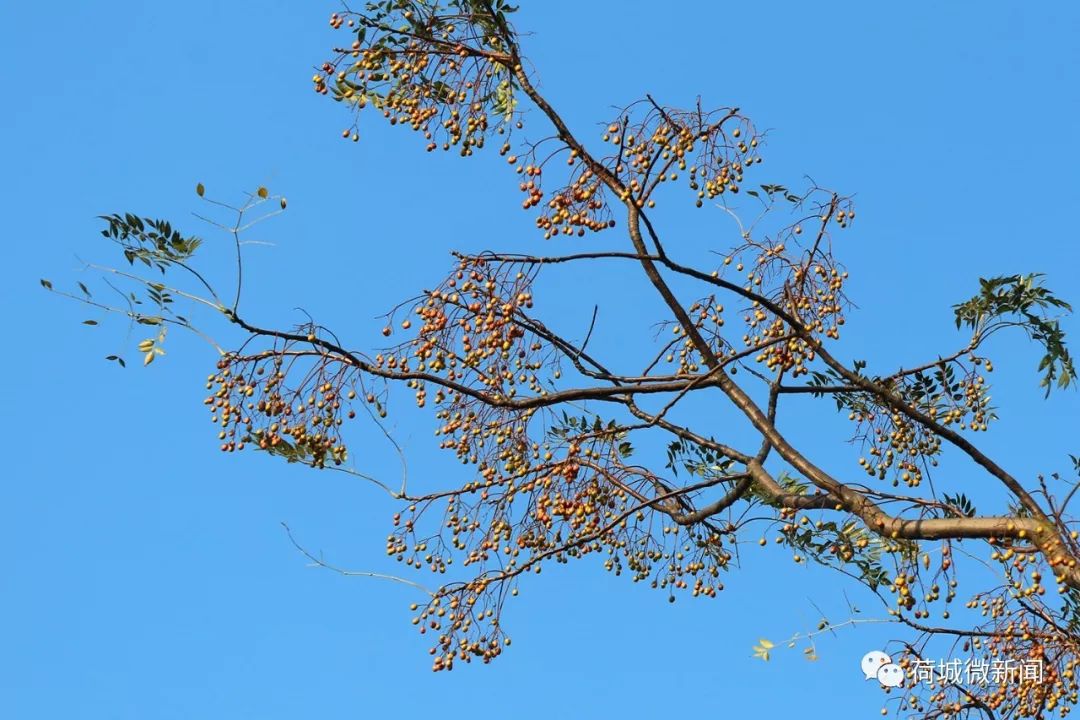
[[47, 3, 1079, 717]]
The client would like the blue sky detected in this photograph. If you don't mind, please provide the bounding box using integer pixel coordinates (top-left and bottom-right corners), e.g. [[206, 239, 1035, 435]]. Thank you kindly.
[[3, 2, 1079, 718]]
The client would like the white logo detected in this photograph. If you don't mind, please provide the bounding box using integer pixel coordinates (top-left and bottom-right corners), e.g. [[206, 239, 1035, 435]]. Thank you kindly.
[[862, 650, 904, 688]]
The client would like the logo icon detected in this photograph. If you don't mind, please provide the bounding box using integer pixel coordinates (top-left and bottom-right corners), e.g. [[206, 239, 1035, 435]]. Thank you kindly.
[[862, 650, 904, 688]]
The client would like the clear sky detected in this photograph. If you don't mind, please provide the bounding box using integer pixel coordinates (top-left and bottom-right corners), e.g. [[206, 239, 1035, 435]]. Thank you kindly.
[[3, 2, 1079, 719]]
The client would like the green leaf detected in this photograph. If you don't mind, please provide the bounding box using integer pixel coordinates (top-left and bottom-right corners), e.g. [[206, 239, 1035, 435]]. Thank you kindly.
[[954, 274, 1075, 396], [196, 182, 205, 197], [40, 279, 53, 290]]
